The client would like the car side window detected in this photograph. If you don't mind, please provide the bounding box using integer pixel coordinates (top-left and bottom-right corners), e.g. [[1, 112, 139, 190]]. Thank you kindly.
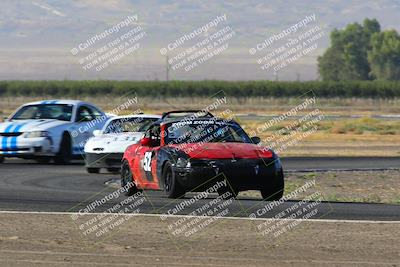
[[76, 106, 94, 122], [145, 124, 161, 146], [87, 106, 103, 119]]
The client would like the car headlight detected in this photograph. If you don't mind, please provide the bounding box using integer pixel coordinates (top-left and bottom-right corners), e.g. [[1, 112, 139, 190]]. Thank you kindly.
[[23, 131, 50, 138], [176, 157, 191, 168]]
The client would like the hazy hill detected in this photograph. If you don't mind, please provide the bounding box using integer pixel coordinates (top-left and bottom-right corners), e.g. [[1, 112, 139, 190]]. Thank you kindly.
[[0, 0, 399, 80]]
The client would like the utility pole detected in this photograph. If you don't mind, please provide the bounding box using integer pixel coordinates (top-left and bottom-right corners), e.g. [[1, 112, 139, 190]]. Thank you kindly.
[[166, 55, 170, 81], [273, 71, 279, 81]]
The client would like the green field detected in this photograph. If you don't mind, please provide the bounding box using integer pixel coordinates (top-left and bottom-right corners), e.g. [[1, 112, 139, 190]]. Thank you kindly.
[[1, 80, 400, 98]]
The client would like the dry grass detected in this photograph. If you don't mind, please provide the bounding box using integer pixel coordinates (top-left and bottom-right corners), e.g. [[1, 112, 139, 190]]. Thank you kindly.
[[241, 119, 400, 156], [240, 170, 400, 204], [1, 96, 400, 116], [1, 96, 399, 156]]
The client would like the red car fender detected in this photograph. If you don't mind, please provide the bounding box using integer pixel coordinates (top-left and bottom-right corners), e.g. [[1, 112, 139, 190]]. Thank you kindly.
[[123, 143, 161, 190]]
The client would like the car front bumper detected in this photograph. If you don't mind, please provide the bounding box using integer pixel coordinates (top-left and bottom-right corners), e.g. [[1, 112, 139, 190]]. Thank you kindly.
[[0, 136, 54, 158], [173, 157, 283, 191], [85, 152, 123, 169]]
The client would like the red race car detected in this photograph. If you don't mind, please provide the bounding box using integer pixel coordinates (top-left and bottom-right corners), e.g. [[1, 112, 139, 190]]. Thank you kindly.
[[121, 110, 284, 200]]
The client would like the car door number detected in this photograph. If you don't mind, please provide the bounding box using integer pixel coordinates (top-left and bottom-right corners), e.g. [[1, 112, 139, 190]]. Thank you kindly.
[[143, 151, 152, 172]]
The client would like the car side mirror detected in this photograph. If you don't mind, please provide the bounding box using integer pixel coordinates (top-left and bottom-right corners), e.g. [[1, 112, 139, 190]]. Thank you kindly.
[[93, 130, 102, 137], [251, 136, 261, 144], [140, 137, 153, 147], [2, 117, 9, 122]]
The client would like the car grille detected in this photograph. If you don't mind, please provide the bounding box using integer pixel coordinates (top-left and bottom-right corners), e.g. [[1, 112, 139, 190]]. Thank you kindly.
[[0, 147, 29, 151], [105, 155, 123, 164], [0, 132, 22, 137], [191, 158, 275, 167]]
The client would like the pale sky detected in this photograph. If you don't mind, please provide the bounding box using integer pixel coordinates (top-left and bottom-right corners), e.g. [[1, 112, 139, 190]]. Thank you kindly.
[[0, 0, 399, 81]]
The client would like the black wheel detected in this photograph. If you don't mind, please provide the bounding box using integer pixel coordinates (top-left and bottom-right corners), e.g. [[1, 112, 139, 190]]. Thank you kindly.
[[107, 167, 120, 173], [87, 167, 100, 173], [0, 156, 4, 163], [121, 160, 139, 196], [217, 181, 238, 199], [36, 156, 52, 163], [163, 161, 185, 199], [54, 133, 72, 164], [260, 169, 284, 201]]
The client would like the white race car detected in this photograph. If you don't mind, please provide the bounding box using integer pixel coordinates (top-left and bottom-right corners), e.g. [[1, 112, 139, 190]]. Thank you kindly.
[[0, 100, 108, 163], [84, 114, 161, 173]]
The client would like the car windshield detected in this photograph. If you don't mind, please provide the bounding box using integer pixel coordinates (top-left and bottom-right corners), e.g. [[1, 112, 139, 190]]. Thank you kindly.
[[164, 120, 251, 144], [11, 104, 73, 121], [103, 117, 159, 134]]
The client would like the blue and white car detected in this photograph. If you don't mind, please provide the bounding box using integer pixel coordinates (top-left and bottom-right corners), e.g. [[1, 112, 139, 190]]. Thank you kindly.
[[84, 114, 161, 173], [0, 100, 108, 163]]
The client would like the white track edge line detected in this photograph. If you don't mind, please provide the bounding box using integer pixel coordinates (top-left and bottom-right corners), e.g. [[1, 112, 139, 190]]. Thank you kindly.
[[0, 210, 399, 224]]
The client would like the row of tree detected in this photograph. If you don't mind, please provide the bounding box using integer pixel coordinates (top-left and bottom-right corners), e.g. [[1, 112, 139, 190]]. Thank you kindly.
[[0, 80, 399, 98], [318, 19, 400, 81]]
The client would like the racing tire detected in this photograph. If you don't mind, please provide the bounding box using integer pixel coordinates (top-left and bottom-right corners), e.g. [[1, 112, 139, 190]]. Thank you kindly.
[[260, 169, 284, 201], [54, 133, 72, 164], [0, 156, 4, 163], [36, 156, 52, 164], [121, 160, 139, 196], [162, 161, 185, 199], [87, 167, 100, 173]]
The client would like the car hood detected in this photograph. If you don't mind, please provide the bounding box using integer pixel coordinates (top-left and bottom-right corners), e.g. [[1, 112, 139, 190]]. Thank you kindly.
[[170, 142, 273, 159], [0, 119, 69, 133], [85, 132, 143, 153]]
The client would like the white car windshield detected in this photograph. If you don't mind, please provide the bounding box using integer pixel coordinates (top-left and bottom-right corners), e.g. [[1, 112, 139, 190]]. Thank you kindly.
[[11, 104, 73, 121], [104, 117, 158, 134]]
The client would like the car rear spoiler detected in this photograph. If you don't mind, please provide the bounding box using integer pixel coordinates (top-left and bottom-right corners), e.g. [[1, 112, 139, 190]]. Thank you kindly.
[[161, 110, 214, 119]]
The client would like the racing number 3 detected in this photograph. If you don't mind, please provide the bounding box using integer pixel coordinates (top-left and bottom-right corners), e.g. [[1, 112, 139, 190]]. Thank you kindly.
[[143, 151, 152, 172]]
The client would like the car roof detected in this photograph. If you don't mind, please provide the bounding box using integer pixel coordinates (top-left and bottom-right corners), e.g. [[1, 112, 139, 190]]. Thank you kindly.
[[23, 100, 92, 106], [107, 114, 161, 122], [161, 110, 214, 120]]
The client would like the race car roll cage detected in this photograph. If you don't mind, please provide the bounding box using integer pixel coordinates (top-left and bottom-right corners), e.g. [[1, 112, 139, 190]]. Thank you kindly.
[[141, 110, 214, 147], [139, 110, 261, 147]]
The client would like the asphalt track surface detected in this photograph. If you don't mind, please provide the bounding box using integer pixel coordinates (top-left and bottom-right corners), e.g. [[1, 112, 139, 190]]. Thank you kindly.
[[0, 157, 399, 221]]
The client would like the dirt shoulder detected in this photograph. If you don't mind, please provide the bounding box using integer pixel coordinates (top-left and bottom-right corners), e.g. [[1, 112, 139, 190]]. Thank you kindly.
[[240, 170, 400, 204], [0, 213, 399, 266]]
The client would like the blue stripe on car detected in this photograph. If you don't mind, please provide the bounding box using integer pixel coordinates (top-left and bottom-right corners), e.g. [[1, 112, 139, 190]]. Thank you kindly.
[[9, 124, 25, 151], [1, 124, 15, 154]]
